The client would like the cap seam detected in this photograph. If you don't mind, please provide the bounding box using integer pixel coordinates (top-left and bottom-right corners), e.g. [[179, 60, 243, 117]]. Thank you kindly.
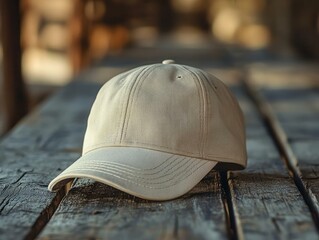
[[65, 157, 195, 182], [180, 65, 206, 158], [83, 144, 242, 163], [56, 161, 209, 189], [196, 70, 212, 159], [85, 141, 197, 155], [203, 72, 218, 92], [117, 65, 153, 144], [82, 155, 177, 172], [123, 64, 161, 141], [115, 69, 139, 144]]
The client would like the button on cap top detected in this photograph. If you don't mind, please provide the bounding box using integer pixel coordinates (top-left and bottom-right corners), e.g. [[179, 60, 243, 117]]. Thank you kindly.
[[162, 59, 175, 64]]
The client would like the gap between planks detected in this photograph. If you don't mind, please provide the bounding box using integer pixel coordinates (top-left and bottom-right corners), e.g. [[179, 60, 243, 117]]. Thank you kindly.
[[241, 70, 319, 232], [24, 181, 74, 239], [23, 186, 68, 240], [220, 171, 244, 240]]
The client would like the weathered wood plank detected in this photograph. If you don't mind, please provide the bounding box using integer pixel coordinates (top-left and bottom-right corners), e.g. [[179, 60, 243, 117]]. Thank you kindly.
[[0, 81, 100, 239], [245, 63, 319, 229], [0, 150, 78, 240], [1, 81, 99, 151], [261, 88, 319, 224], [227, 85, 318, 239], [39, 173, 227, 240]]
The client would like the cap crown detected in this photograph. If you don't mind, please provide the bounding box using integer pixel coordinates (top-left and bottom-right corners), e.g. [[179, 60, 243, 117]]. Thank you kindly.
[[83, 63, 247, 169]]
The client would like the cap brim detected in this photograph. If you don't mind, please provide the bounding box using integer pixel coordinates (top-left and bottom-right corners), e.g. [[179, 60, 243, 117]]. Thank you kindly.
[[48, 147, 217, 201]]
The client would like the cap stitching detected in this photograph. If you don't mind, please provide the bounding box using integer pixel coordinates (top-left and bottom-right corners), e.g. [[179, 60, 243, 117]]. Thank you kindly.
[[203, 72, 218, 92], [117, 66, 149, 143], [82, 155, 178, 172], [115, 70, 138, 144], [177, 65, 202, 154], [58, 161, 209, 189], [123, 64, 161, 140], [117, 65, 153, 144], [83, 142, 241, 163], [197, 71, 213, 159], [194, 70, 210, 158], [84, 141, 199, 155], [69, 156, 193, 181], [64, 159, 200, 183], [82, 142, 244, 167], [180, 65, 205, 158], [121, 141, 198, 154]]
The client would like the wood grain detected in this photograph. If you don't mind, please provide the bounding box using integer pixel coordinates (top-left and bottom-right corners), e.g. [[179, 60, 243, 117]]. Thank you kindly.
[[0, 81, 99, 239], [227, 85, 318, 239], [261, 88, 319, 225], [39, 173, 227, 240]]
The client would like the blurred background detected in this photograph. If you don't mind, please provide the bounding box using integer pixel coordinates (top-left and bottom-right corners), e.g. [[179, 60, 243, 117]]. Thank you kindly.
[[0, 0, 318, 135]]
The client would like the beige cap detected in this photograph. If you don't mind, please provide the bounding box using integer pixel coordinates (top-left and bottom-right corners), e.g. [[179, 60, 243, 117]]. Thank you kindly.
[[49, 60, 247, 200]]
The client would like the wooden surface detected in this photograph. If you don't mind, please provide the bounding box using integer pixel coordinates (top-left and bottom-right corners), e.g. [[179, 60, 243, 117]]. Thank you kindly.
[[0, 81, 97, 239], [0, 59, 319, 239], [246, 64, 319, 226], [228, 85, 317, 239], [38, 174, 227, 240], [261, 88, 319, 222]]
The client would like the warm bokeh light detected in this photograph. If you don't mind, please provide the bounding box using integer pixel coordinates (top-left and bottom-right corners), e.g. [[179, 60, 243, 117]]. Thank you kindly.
[[12, 0, 319, 89], [171, 26, 210, 48], [85, 0, 106, 20], [22, 47, 72, 85], [39, 24, 69, 50], [89, 25, 130, 58], [131, 26, 159, 47], [171, 0, 206, 13], [31, 0, 72, 21], [236, 24, 271, 49], [212, 8, 241, 43]]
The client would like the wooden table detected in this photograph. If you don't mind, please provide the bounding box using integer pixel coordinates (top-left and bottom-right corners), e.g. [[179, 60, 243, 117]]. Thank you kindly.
[[0, 52, 319, 240]]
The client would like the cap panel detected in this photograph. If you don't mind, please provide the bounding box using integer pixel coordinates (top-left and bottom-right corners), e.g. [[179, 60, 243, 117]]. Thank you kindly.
[[122, 64, 202, 155], [200, 71, 247, 168], [83, 66, 147, 154]]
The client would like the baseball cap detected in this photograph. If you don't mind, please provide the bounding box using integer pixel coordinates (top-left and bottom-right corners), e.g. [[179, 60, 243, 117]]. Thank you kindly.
[[48, 60, 247, 200]]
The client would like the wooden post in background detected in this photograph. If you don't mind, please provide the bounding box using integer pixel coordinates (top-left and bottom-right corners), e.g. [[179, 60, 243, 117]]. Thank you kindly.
[[0, 0, 28, 133]]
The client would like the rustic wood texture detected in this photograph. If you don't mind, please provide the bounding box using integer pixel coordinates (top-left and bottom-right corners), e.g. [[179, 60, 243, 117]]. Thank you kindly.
[[246, 63, 319, 227], [0, 81, 99, 239], [227, 84, 318, 240], [39, 173, 227, 240], [261, 87, 319, 223]]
